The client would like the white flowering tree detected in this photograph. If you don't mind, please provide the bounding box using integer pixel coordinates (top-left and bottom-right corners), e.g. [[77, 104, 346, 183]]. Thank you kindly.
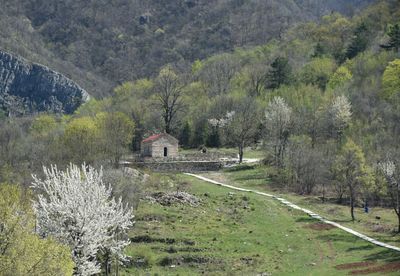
[[379, 160, 400, 232], [265, 96, 292, 167], [31, 164, 134, 276], [330, 95, 352, 144]]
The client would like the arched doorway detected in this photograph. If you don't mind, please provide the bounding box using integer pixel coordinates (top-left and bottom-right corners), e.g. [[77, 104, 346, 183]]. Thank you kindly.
[[164, 147, 168, 157]]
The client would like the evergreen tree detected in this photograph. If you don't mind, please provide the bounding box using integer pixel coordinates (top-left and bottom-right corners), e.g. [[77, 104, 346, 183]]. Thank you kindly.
[[381, 23, 400, 52], [312, 42, 326, 58], [179, 121, 191, 148], [206, 126, 221, 148], [191, 119, 208, 148], [266, 57, 292, 89], [346, 23, 369, 60]]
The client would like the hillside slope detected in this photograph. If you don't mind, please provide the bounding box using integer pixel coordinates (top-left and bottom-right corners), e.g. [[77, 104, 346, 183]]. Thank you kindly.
[[0, 0, 373, 97], [125, 172, 400, 275]]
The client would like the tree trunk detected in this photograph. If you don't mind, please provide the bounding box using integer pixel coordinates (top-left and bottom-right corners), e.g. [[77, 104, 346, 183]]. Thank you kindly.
[[397, 188, 400, 233], [114, 155, 120, 168], [397, 212, 400, 233], [238, 144, 244, 164], [350, 190, 355, 221], [165, 122, 170, 134], [164, 113, 171, 134]]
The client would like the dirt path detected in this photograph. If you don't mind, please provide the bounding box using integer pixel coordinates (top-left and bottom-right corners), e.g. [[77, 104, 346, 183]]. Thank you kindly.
[[184, 173, 400, 253]]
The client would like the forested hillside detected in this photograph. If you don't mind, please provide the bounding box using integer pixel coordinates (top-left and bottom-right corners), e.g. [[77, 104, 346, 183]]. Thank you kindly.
[[1, 0, 399, 185], [0, 0, 372, 97], [3, 1, 400, 274]]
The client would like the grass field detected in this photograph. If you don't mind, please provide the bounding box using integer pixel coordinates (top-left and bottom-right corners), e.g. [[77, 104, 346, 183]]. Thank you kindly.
[[123, 172, 400, 275], [202, 165, 400, 249]]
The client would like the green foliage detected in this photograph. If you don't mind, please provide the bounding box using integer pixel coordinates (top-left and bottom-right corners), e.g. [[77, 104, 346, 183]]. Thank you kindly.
[[75, 98, 111, 117], [313, 13, 353, 61], [2, 0, 400, 225], [382, 59, 400, 101], [346, 23, 370, 60], [30, 114, 57, 136], [63, 116, 99, 164], [382, 23, 400, 51], [206, 126, 221, 148], [300, 57, 337, 90], [179, 122, 191, 149], [0, 184, 73, 275], [328, 65, 353, 89], [1, 0, 365, 99], [333, 139, 374, 220], [312, 42, 326, 58], [191, 60, 204, 74], [191, 119, 208, 148], [96, 112, 135, 166], [266, 57, 292, 89], [0, 109, 6, 119]]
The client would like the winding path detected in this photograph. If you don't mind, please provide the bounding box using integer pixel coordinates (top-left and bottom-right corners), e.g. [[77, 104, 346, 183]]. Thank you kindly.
[[184, 173, 400, 253]]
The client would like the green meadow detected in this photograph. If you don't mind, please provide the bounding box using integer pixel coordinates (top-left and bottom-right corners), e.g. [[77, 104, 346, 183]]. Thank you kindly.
[[123, 172, 400, 275]]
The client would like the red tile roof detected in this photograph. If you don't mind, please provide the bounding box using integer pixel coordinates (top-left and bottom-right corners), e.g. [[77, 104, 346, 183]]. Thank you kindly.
[[141, 133, 163, 143]]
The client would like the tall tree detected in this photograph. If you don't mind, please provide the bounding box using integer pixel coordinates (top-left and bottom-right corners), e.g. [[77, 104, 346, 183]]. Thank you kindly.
[[346, 23, 369, 59], [264, 96, 292, 167], [266, 57, 292, 89], [300, 57, 336, 90], [0, 184, 73, 275], [32, 164, 134, 275], [97, 112, 135, 167], [63, 117, 100, 165], [206, 121, 221, 148], [154, 66, 184, 134], [381, 23, 400, 52], [381, 59, 400, 101], [333, 140, 373, 221], [286, 135, 324, 195], [179, 121, 191, 148], [330, 95, 352, 145], [224, 98, 259, 163], [197, 54, 239, 96], [379, 160, 400, 232]]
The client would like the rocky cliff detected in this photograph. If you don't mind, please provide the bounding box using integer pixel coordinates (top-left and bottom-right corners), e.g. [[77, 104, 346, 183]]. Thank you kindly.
[[0, 50, 89, 115]]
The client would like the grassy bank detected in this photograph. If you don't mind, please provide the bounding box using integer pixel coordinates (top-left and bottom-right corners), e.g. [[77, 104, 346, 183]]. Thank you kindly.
[[123, 172, 400, 275], [201, 165, 400, 249]]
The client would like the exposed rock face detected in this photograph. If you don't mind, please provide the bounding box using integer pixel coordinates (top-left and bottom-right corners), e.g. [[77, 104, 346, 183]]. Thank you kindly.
[[0, 50, 89, 115]]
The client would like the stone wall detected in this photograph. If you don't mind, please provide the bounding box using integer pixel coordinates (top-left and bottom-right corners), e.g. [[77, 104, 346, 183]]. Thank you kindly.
[[127, 160, 236, 172]]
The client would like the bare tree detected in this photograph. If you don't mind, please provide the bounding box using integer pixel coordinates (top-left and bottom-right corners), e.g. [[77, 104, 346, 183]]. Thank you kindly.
[[286, 136, 325, 195], [198, 54, 239, 96], [224, 98, 260, 163], [154, 66, 184, 133], [246, 63, 269, 96]]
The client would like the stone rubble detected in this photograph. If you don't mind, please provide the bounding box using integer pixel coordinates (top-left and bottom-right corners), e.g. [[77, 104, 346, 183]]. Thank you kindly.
[[146, 191, 201, 207]]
